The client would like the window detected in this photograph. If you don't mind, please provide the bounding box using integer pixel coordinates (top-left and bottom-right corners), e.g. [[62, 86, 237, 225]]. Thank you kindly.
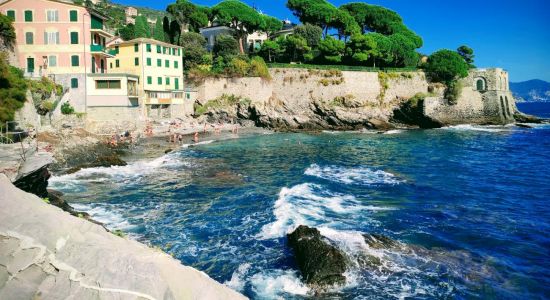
[[71, 55, 79, 66], [177, 49, 180, 56], [24, 10, 33, 22], [44, 31, 59, 45], [46, 10, 59, 22], [110, 62, 112, 68], [6, 10, 15, 21], [134, 57, 139, 66], [147, 76, 152, 84], [48, 55, 56, 67], [163, 46, 166, 54], [174, 61, 178, 69], [114, 46, 119, 54], [165, 77, 170, 85], [70, 32, 78, 44], [146, 57, 151, 66], [156, 45, 161, 53], [134, 43, 138, 52], [26, 57, 34, 73], [71, 78, 78, 88], [175, 78, 179, 89], [165, 60, 169, 68], [146, 44, 151, 52], [115, 59, 119, 67], [96, 80, 121, 89], [157, 77, 162, 85], [157, 59, 161, 67], [69, 10, 78, 22], [186, 93, 190, 100], [25, 32, 33, 44]]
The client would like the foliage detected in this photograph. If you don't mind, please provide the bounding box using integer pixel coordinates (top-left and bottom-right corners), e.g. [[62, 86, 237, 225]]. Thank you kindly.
[[211, 0, 266, 53], [259, 40, 283, 63], [262, 15, 283, 36], [346, 34, 377, 64], [283, 35, 311, 63], [194, 94, 252, 116], [0, 13, 16, 47], [213, 35, 239, 60], [425, 49, 469, 84], [318, 37, 345, 63], [112, 230, 126, 238], [167, 0, 210, 34], [28, 76, 63, 115], [134, 15, 150, 38], [60, 102, 75, 115], [444, 81, 463, 105], [248, 56, 271, 79], [457, 45, 475, 67], [0, 52, 27, 126], [153, 17, 165, 42], [188, 56, 270, 82], [294, 23, 323, 48], [180, 32, 209, 71], [118, 24, 135, 41]]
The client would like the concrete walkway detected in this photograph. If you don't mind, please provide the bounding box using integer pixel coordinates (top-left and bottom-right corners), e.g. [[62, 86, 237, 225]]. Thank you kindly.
[[0, 175, 246, 300]]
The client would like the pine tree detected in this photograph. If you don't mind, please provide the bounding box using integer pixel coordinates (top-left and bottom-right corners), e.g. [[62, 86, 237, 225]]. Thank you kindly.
[[153, 17, 164, 42], [134, 16, 150, 38]]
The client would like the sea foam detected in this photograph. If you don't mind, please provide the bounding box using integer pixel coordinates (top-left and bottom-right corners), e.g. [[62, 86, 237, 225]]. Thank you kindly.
[[305, 164, 403, 186]]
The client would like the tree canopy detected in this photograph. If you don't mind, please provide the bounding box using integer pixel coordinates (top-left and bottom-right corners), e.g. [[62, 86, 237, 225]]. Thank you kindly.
[[287, 0, 359, 38], [166, 0, 209, 34], [457, 45, 475, 67], [134, 16, 150, 38], [425, 49, 469, 84]]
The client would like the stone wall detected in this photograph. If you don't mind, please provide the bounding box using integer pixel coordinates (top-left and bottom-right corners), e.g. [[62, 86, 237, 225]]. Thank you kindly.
[[196, 77, 273, 105]]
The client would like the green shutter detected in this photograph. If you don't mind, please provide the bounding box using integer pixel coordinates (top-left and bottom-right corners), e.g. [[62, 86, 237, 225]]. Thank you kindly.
[[115, 59, 119, 67], [6, 10, 15, 20], [147, 76, 152, 84], [146, 44, 151, 52], [71, 55, 79, 66], [69, 10, 77, 22], [175, 78, 179, 90], [174, 61, 178, 69], [25, 32, 33, 44], [146, 58, 151, 66], [156, 45, 161, 53], [134, 43, 138, 52], [165, 60, 169, 68], [178, 49, 180, 56], [24, 10, 33, 22], [163, 47, 166, 54], [157, 77, 162, 85], [71, 78, 78, 88], [165, 77, 170, 85], [70, 32, 78, 44], [134, 57, 139, 66], [26, 58, 34, 73], [157, 59, 161, 67]]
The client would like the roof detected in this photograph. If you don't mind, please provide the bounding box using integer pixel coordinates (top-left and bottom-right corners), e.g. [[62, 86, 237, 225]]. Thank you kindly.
[[112, 38, 183, 49]]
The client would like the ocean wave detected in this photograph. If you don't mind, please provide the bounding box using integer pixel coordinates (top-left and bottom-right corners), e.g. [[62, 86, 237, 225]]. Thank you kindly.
[[305, 164, 404, 186], [180, 140, 214, 149], [383, 129, 405, 135], [224, 263, 251, 292], [71, 203, 135, 232], [50, 153, 187, 187], [440, 124, 513, 132], [249, 269, 309, 298], [258, 183, 392, 239]]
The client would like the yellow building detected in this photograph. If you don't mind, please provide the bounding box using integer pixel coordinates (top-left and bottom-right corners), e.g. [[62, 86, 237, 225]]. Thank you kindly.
[[106, 38, 188, 118]]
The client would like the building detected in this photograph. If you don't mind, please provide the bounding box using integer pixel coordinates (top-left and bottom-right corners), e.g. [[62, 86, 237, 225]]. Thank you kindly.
[[200, 25, 236, 52], [124, 6, 137, 25], [0, 0, 116, 112], [106, 38, 190, 118], [246, 31, 268, 52], [270, 20, 296, 40]]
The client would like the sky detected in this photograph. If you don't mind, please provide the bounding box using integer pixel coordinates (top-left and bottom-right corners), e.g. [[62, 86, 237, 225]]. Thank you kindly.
[[115, 0, 550, 82]]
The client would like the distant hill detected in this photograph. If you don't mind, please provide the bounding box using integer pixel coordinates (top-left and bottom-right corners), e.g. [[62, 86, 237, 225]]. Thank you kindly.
[[510, 79, 550, 102]]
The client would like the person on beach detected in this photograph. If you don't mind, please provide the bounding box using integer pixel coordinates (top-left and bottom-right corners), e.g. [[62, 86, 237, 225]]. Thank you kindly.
[[194, 132, 199, 143]]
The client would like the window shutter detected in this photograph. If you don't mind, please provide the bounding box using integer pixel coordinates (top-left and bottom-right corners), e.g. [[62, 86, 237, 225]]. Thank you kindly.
[[70, 10, 77, 22], [55, 32, 60, 44]]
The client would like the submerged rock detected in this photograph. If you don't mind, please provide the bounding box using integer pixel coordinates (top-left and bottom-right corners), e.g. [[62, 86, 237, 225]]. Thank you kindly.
[[287, 225, 348, 288], [65, 154, 127, 174], [363, 233, 401, 250]]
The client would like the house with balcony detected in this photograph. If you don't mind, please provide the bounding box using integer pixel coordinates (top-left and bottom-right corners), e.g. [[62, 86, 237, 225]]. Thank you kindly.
[[0, 0, 118, 113], [106, 38, 191, 119]]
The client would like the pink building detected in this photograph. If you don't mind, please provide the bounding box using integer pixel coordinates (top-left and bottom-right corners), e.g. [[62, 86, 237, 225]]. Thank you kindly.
[[1, 0, 117, 112]]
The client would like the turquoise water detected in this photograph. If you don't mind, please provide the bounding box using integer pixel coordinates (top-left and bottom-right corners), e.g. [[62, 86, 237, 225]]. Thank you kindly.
[[51, 105, 550, 299]]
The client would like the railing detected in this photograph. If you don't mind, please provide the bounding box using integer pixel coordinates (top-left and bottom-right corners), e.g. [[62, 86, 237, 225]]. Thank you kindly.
[[90, 44, 105, 52]]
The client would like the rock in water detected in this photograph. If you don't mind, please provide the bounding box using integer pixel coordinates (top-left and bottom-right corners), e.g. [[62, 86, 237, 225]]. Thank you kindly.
[[363, 233, 401, 250], [287, 225, 348, 288]]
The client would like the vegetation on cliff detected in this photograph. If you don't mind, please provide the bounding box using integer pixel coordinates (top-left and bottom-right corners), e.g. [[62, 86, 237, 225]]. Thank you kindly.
[[0, 52, 27, 127], [424, 49, 470, 104]]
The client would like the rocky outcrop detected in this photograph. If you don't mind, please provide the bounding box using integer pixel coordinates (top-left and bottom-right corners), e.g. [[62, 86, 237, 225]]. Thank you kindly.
[[287, 225, 348, 288], [0, 174, 246, 299]]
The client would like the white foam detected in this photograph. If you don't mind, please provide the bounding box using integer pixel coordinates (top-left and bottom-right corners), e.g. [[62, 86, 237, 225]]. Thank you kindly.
[[250, 269, 309, 298], [258, 183, 391, 240], [71, 203, 134, 231], [224, 263, 251, 292], [180, 140, 214, 149], [440, 124, 512, 132], [305, 164, 403, 186], [383, 129, 405, 135]]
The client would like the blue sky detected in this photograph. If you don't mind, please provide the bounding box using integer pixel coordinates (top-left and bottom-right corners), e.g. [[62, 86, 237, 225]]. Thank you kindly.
[[116, 0, 550, 82]]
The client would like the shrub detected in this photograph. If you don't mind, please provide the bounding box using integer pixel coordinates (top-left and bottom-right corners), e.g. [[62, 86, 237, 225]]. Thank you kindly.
[[227, 57, 250, 77], [424, 49, 469, 84], [0, 52, 27, 126], [60, 102, 75, 115], [248, 57, 271, 80], [444, 81, 463, 105]]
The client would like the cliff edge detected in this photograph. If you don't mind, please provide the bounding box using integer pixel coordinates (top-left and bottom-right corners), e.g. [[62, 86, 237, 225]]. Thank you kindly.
[[0, 174, 246, 300]]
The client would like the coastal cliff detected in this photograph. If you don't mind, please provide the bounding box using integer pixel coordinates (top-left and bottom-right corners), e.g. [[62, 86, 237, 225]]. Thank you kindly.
[[0, 174, 246, 299], [192, 67, 519, 130]]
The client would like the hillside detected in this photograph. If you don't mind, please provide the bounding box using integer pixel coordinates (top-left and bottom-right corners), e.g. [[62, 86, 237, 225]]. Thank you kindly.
[[510, 79, 550, 102], [90, 0, 167, 34]]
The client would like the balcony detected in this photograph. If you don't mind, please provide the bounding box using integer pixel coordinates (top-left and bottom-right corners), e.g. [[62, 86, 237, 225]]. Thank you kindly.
[[90, 44, 115, 58]]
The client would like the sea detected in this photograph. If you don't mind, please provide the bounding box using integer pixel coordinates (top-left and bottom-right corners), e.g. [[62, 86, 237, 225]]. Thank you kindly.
[[50, 102, 550, 299]]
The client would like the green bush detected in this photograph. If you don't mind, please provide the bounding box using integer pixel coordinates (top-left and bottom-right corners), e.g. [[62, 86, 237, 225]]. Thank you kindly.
[[194, 94, 251, 116], [0, 52, 27, 127], [248, 57, 271, 80], [424, 49, 469, 84], [60, 102, 75, 115]]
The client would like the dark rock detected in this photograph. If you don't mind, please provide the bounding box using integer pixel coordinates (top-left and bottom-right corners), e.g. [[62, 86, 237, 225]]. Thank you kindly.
[[164, 148, 173, 154], [65, 154, 127, 174], [13, 165, 50, 198], [391, 98, 443, 129], [514, 113, 546, 124], [515, 123, 533, 128], [287, 225, 348, 288]]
